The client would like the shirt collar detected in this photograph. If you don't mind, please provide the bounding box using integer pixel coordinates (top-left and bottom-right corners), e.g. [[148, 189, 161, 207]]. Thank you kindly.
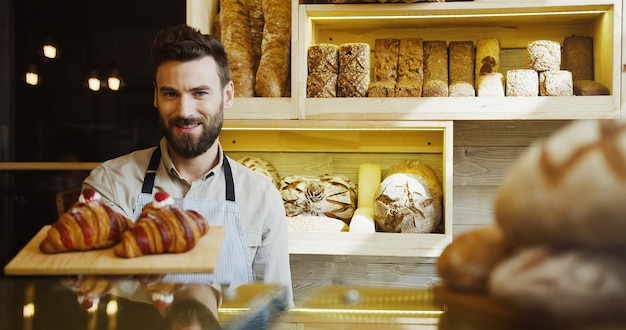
[[160, 137, 224, 181]]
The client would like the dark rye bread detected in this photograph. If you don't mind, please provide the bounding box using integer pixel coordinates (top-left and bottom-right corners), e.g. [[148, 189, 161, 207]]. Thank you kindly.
[[495, 120, 626, 248]]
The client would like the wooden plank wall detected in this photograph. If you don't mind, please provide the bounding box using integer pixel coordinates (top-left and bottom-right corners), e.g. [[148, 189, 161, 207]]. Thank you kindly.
[[288, 119, 570, 305]]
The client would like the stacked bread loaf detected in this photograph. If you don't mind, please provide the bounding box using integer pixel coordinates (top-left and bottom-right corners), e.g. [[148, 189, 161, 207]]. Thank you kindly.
[[448, 41, 476, 97], [368, 38, 400, 97], [337, 43, 371, 97], [306, 44, 339, 98], [437, 119, 626, 324], [369, 38, 425, 97]]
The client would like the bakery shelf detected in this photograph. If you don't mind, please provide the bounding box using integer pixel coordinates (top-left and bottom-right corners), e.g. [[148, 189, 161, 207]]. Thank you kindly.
[[297, 0, 621, 120], [221, 119, 454, 257]]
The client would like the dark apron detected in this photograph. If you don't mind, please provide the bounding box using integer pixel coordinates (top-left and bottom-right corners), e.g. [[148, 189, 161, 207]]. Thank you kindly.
[[133, 145, 253, 286]]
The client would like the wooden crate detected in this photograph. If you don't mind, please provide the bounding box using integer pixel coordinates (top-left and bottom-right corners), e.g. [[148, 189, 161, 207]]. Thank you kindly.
[[222, 119, 453, 257]]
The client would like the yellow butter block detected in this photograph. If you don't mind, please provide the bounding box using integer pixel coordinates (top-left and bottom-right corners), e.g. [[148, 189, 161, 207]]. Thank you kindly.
[[357, 163, 382, 209]]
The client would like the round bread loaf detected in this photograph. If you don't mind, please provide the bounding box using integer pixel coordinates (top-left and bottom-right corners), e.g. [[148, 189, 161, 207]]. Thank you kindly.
[[495, 120, 626, 248], [280, 174, 357, 224], [488, 245, 626, 322], [237, 156, 281, 188], [437, 226, 512, 293], [373, 160, 443, 233]]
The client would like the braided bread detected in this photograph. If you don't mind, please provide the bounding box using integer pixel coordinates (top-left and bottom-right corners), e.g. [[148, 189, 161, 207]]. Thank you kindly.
[[39, 189, 134, 254], [114, 192, 209, 258]]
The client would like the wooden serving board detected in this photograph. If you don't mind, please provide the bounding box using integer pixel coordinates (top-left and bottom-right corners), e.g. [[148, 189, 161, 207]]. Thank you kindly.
[[4, 225, 224, 276]]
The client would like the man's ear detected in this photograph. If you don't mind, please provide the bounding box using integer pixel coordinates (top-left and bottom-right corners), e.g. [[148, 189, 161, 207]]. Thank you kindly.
[[153, 83, 158, 108], [224, 81, 235, 110]]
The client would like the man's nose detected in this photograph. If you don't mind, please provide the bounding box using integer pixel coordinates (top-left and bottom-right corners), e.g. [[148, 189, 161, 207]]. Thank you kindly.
[[175, 94, 195, 117]]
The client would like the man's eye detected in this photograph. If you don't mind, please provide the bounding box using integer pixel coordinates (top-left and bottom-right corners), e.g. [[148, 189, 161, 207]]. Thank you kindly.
[[163, 92, 177, 98], [194, 91, 208, 97]]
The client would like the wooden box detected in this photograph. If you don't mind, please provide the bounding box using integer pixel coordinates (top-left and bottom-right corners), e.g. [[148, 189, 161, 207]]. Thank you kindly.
[[221, 119, 453, 257]]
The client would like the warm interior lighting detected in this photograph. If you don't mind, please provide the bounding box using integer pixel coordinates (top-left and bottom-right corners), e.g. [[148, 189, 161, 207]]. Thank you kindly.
[[43, 44, 57, 59], [22, 303, 35, 318], [88, 71, 101, 91], [25, 71, 39, 86], [107, 76, 121, 91], [310, 10, 606, 21], [106, 299, 118, 315]]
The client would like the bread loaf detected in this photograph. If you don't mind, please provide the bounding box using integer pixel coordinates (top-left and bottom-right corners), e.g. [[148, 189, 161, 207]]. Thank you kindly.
[[373, 160, 443, 233], [220, 0, 255, 97], [280, 174, 357, 224], [573, 79, 609, 96], [248, 0, 265, 74], [237, 156, 281, 188], [495, 120, 626, 248], [255, 0, 291, 97], [308, 44, 339, 73], [367, 80, 396, 97], [437, 226, 512, 293], [475, 38, 500, 86], [397, 38, 423, 82], [448, 41, 475, 97], [395, 77, 423, 97], [506, 69, 539, 96], [422, 40, 448, 97], [488, 246, 626, 322], [374, 38, 399, 81], [307, 71, 338, 98], [527, 40, 561, 72], [539, 70, 573, 96], [339, 43, 370, 73], [563, 35, 594, 81], [476, 72, 504, 97], [337, 72, 369, 97]]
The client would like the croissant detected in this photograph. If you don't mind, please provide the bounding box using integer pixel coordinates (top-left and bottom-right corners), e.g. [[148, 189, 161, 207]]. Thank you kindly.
[[114, 192, 209, 258], [61, 275, 127, 310], [39, 189, 134, 254]]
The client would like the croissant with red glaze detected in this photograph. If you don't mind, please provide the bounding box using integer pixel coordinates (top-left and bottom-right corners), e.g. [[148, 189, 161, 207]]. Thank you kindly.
[[114, 192, 209, 258], [39, 189, 134, 254]]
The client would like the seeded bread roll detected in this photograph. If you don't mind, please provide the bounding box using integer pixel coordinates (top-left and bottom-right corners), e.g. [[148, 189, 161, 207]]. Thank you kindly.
[[448, 41, 475, 97], [255, 0, 291, 97], [506, 69, 539, 96], [437, 226, 513, 293], [339, 43, 370, 73], [368, 80, 396, 97], [374, 38, 399, 81], [563, 35, 593, 81], [539, 70, 573, 96], [423, 40, 448, 97], [495, 120, 626, 248], [337, 72, 369, 97], [373, 160, 443, 233], [308, 44, 339, 73], [527, 40, 561, 72], [307, 71, 337, 98], [221, 0, 255, 97]]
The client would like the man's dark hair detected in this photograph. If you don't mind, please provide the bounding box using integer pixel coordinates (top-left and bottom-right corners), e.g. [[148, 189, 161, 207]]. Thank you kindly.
[[151, 24, 230, 88], [163, 298, 222, 330]]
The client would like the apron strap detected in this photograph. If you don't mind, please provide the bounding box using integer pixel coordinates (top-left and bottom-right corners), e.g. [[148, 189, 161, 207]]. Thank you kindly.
[[141, 144, 235, 201], [141, 145, 162, 194]]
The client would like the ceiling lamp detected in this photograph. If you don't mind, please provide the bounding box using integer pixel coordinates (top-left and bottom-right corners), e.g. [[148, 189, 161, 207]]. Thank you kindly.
[[107, 69, 122, 91], [42, 40, 57, 59], [25, 65, 39, 86], [87, 71, 101, 91]]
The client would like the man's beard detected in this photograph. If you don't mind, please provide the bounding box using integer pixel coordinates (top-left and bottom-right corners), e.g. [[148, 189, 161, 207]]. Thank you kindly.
[[159, 106, 223, 159]]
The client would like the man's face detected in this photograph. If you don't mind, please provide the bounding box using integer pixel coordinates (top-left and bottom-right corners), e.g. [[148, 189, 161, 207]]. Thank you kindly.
[[153, 56, 233, 159]]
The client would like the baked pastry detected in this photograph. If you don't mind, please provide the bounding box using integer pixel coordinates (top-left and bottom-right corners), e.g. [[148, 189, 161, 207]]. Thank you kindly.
[[475, 38, 500, 82], [238, 156, 281, 188], [488, 245, 626, 322], [61, 275, 127, 310], [448, 41, 475, 97], [397, 38, 423, 82], [422, 40, 448, 97], [373, 160, 443, 233], [495, 120, 626, 248], [506, 69, 539, 96], [374, 38, 399, 81], [527, 40, 561, 72], [539, 70, 573, 96], [114, 192, 209, 258], [138, 274, 185, 310], [280, 174, 357, 224], [220, 0, 255, 97], [39, 189, 134, 254], [255, 0, 291, 97], [437, 226, 512, 293]]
